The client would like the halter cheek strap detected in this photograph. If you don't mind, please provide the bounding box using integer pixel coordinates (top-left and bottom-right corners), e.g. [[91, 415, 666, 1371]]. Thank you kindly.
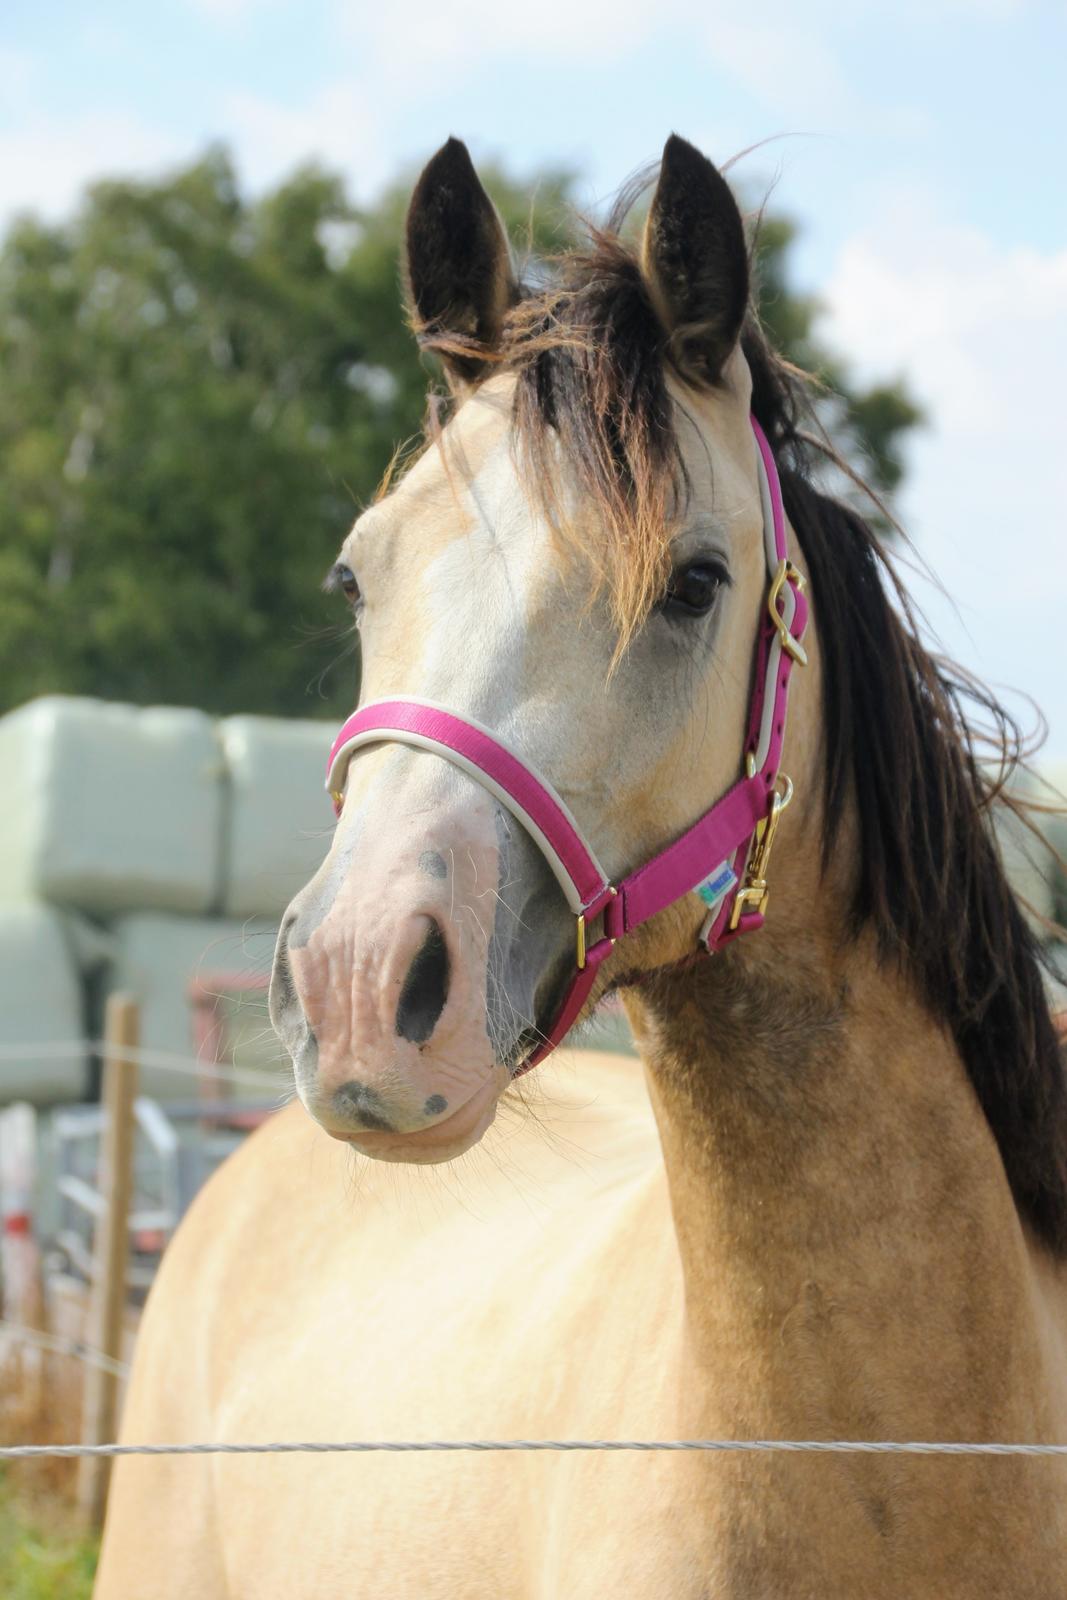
[[324, 417, 808, 1075]]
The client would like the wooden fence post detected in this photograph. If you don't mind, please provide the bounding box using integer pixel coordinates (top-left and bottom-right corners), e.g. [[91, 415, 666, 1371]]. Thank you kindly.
[[77, 994, 139, 1530]]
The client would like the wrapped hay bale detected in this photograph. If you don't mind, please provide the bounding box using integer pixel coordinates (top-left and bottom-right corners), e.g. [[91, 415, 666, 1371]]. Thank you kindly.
[[218, 715, 334, 919], [0, 904, 94, 1104], [1042, 765, 1067, 927], [108, 913, 284, 1100], [995, 766, 1066, 1015], [995, 769, 1064, 931], [0, 696, 222, 916]]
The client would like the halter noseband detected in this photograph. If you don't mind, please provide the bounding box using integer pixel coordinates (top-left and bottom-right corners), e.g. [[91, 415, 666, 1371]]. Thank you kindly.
[[325, 417, 809, 1076]]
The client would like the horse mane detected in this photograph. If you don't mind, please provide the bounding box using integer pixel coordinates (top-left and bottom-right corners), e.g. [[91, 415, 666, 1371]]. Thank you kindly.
[[414, 187, 1067, 1256]]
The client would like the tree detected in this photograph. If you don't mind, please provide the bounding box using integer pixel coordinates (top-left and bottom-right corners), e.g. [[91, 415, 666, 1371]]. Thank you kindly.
[[0, 149, 920, 719]]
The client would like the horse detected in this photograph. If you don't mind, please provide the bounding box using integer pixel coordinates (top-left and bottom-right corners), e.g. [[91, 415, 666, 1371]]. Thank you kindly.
[[95, 135, 1067, 1598]]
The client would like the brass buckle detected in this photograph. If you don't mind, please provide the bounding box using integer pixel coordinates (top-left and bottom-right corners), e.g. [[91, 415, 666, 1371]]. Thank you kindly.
[[767, 560, 808, 667], [576, 888, 617, 971], [728, 775, 794, 932]]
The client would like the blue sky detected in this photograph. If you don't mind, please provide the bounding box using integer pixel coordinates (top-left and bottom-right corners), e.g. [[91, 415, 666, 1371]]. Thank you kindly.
[[3, 0, 1065, 766]]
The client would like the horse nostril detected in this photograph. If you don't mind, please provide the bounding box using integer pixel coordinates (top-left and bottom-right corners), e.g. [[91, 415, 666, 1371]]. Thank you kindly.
[[395, 920, 450, 1045]]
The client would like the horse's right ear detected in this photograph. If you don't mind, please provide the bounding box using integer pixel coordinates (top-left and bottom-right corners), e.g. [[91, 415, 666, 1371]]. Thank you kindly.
[[405, 138, 516, 388]]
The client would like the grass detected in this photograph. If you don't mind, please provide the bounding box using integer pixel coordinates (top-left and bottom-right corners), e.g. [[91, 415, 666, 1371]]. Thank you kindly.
[[0, 1472, 99, 1600], [0, 1345, 99, 1600]]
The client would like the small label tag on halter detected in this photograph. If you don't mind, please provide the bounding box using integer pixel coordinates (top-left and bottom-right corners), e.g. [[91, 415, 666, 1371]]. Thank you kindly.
[[694, 862, 737, 911]]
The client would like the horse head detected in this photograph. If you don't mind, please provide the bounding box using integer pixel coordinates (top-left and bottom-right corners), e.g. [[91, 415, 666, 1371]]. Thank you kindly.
[[270, 134, 818, 1162]]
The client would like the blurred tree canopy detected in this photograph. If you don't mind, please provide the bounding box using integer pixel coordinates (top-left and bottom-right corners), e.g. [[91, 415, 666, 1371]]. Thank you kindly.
[[0, 148, 921, 719]]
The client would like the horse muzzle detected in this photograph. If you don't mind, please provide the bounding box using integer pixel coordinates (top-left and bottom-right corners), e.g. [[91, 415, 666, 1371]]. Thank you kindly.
[[270, 779, 519, 1161]]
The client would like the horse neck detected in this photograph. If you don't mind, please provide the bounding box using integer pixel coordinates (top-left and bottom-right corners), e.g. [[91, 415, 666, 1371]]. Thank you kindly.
[[622, 912, 1053, 1441]]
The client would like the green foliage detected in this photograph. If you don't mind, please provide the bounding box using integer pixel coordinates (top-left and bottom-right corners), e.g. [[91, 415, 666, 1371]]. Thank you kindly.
[[0, 1477, 98, 1600], [0, 150, 921, 718]]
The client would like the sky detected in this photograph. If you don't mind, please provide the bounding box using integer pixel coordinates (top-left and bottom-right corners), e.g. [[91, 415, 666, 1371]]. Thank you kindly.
[[3, 0, 1065, 766]]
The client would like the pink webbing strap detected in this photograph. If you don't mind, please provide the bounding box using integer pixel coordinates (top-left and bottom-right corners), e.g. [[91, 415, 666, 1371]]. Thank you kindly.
[[604, 773, 768, 939], [326, 700, 619, 1070], [748, 418, 809, 789], [522, 952, 605, 1069], [524, 771, 771, 1070], [701, 418, 809, 950], [327, 700, 613, 915]]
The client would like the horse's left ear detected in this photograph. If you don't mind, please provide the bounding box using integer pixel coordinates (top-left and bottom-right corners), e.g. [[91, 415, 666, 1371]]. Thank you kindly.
[[405, 138, 516, 388], [642, 134, 749, 383]]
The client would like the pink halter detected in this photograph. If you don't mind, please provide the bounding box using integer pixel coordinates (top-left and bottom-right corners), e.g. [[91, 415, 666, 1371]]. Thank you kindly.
[[325, 417, 809, 1075]]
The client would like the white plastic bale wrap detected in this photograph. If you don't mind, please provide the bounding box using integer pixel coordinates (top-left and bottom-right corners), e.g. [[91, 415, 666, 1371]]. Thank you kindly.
[[994, 762, 1067, 927], [0, 905, 90, 1104], [0, 696, 223, 915], [109, 913, 283, 1100], [1044, 764, 1067, 926], [218, 716, 334, 919]]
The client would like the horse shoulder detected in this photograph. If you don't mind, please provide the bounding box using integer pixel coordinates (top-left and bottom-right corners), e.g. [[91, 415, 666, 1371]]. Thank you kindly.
[[95, 1103, 322, 1596], [98, 1055, 690, 1598]]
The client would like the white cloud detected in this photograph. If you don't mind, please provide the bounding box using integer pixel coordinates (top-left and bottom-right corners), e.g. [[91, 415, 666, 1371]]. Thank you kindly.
[[220, 0, 660, 202], [0, 49, 385, 226], [204, 0, 929, 208], [321, 0, 937, 156], [702, 18, 853, 122], [222, 80, 386, 196], [334, 0, 657, 64], [0, 0, 942, 228], [0, 110, 183, 225], [821, 198, 1067, 759], [4, 0, 1035, 228]]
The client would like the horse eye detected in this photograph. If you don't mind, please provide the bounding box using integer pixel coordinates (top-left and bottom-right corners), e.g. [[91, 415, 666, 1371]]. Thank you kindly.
[[663, 561, 726, 619], [329, 563, 361, 605]]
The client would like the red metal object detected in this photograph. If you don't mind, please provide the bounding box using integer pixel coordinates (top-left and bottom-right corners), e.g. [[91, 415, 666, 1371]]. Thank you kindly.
[[187, 972, 273, 1132]]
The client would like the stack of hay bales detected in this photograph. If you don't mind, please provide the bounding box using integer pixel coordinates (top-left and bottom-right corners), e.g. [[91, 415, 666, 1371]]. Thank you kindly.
[[1, 693, 1065, 1108], [0, 697, 334, 1103]]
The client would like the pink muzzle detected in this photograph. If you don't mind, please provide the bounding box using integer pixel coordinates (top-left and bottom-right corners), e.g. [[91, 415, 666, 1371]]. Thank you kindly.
[[325, 417, 809, 1075]]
